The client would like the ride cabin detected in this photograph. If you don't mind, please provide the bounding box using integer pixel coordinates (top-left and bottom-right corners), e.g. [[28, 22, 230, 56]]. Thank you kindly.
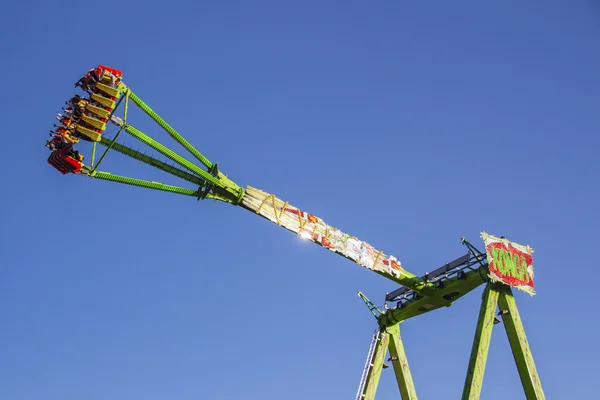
[[45, 65, 122, 174]]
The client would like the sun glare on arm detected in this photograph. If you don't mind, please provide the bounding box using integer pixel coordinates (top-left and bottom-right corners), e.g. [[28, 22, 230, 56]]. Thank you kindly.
[[299, 231, 312, 240]]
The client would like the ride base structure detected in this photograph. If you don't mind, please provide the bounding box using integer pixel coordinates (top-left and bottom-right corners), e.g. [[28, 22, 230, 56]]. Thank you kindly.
[[355, 237, 544, 400], [45, 66, 546, 399]]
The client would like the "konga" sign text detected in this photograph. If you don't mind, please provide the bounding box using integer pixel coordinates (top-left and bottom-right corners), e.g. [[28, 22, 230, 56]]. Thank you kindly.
[[481, 233, 535, 296]]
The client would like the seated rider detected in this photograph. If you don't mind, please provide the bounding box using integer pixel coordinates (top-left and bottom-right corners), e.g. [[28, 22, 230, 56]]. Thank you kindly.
[[57, 114, 74, 126], [57, 114, 85, 130], [45, 136, 63, 151], [102, 70, 116, 87], [62, 106, 77, 118], [55, 115, 97, 141], [67, 95, 89, 116], [45, 136, 84, 161], [70, 148, 84, 161], [75, 68, 100, 91], [50, 127, 78, 144], [64, 103, 81, 118]]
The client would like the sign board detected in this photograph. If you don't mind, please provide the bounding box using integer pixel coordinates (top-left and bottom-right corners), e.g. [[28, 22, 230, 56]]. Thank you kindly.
[[481, 232, 535, 296]]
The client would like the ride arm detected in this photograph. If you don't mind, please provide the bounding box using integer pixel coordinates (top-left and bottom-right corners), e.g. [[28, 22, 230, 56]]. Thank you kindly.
[[97, 136, 206, 186], [121, 85, 243, 198], [241, 186, 426, 288], [85, 138, 223, 201], [90, 74, 459, 291], [123, 87, 214, 169], [108, 115, 244, 204], [89, 171, 200, 196]]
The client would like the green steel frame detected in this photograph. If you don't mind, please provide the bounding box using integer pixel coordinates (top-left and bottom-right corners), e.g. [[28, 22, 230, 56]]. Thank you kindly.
[[462, 282, 545, 399], [356, 294, 418, 400], [80, 81, 244, 204], [58, 68, 546, 400], [462, 284, 500, 399], [387, 324, 418, 400], [497, 285, 545, 399], [357, 281, 545, 400]]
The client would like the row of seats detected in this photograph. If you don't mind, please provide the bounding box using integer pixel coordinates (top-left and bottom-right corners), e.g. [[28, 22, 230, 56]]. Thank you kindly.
[[46, 66, 123, 174]]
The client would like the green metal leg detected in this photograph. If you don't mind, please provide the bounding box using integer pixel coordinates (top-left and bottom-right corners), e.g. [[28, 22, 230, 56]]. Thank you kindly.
[[462, 283, 499, 400], [386, 323, 418, 400], [498, 287, 546, 400], [361, 330, 390, 400]]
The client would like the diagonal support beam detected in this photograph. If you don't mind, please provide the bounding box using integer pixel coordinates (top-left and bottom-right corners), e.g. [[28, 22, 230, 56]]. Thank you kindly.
[[98, 137, 205, 186], [462, 283, 499, 400], [386, 323, 418, 400], [121, 123, 220, 185], [361, 330, 390, 400], [497, 287, 546, 400], [126, 89, 214, 169], [90, 171, 199, 196], [115, 122, 244, 203]]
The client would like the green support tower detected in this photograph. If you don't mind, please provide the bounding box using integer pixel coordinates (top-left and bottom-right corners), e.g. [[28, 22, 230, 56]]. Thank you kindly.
[[355, 237, 544, 400]]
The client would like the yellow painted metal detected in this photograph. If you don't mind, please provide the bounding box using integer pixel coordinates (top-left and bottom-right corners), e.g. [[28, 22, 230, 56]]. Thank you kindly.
[[95, 82, 119, 98], [81, 114, 107, 131], [91, 93, 116, 109], [86, 103, 110, 119], [76, 125, 101, 141]]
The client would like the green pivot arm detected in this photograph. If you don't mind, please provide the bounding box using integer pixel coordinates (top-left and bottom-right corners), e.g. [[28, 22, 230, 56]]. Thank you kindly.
[[90, 171, 199, 196], [96, 81, 245, 204], [126, 89, 213, 169], [98, 136, 205, 186]]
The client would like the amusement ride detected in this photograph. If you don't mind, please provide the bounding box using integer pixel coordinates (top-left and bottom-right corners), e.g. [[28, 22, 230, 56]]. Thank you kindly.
[[45, 66, 545, 399]]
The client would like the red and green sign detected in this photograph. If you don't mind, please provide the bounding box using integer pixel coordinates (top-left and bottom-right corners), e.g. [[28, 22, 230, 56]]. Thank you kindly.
[[481, 233, 535, 296]]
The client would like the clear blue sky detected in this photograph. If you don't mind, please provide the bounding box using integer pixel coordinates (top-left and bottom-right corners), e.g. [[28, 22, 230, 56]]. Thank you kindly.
[[1, 1, 598, 399]]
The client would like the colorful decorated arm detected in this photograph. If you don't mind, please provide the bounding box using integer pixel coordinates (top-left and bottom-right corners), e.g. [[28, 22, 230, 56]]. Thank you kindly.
[[45, 65, 440, 291], [242, 186, 426, 288]]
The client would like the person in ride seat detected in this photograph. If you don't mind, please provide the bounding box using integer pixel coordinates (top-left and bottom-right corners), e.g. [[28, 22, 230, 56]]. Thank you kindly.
[[75, 68, 100, 91], [57, 114, 75, 126], [45, 136, 62, 151], [67, 95, 81, 104], [45, 137, 84, 161], [50, 127, 78, 144], [55, 116, 96, 143], [97, 68, 116, 87], [57, 114, 86, 130], [62, 106, 76, 118], [67, 95, 89, 116], [70, 149, 84, 161]]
